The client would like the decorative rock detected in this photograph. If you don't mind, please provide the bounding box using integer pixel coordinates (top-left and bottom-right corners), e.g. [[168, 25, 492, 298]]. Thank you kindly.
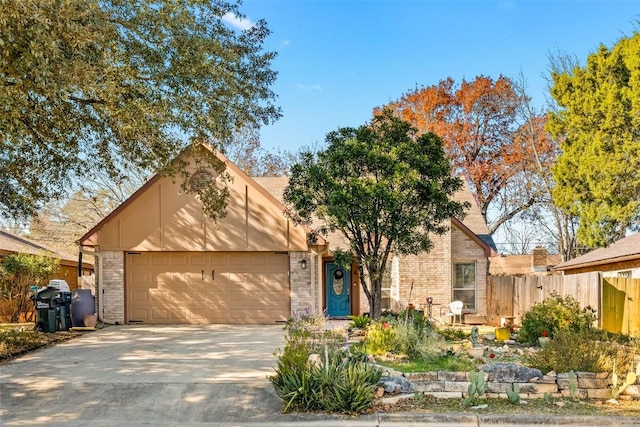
[[468, 347, 484, 360], [605, 398, 620, 405], [577, 371, 597, 379], [623, 385, 639, 397], [481, 363, 543, 383], [470, 404, 488, 410], [380, 376, 415, 394], [586, 388, 613, 399], [438, 371, 468, 382], [444, 381, 471, 392], [307, 354, 322, 368], [405, 372, 437, 382], [578, 378, 610, 389], [555, 401, 565, 407], [372, 364, 403, 378], [519, 383, 558, 394], [375, 387, 385, 398], [378, 393, 414, 405], [484, 334, 496, 341], [414, 381, 445, 392]]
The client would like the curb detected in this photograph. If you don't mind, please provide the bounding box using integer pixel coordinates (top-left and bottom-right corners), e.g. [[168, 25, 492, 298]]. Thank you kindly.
[[378, 412, 640, 425]]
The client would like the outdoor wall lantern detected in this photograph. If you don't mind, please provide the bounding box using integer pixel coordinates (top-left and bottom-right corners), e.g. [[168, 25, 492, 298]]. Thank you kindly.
[[300, 259, 307, 270]]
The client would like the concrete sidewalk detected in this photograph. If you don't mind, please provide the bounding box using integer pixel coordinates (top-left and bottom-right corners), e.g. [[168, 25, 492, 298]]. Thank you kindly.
[[1, 325, 639, 426]]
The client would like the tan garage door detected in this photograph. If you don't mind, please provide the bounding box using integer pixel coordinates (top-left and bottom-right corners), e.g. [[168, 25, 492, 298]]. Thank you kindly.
[[126, 252, 290, 324]]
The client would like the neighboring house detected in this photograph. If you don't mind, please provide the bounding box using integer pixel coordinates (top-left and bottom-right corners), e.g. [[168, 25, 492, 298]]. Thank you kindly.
[[552, 233, 640, 278], [78, 145, 496, 325], [0, 229, 94, 289], [489, 247, 562, 276]]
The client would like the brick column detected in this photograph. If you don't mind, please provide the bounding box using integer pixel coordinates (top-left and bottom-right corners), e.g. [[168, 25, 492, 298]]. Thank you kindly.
[[289, 251, 314, 314], [101, 251, 125, 324]]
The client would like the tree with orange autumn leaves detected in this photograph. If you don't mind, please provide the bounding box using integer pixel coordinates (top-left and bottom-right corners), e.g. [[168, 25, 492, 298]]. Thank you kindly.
[[378, 75, 556, 237]]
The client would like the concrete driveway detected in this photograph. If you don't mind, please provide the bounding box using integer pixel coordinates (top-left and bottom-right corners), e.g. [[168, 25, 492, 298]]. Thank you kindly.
[[0, 324, 312, 426]]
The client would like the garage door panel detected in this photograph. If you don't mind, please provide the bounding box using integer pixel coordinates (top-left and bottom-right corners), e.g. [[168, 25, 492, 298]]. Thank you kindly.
[[130, 290, 149, 303], [126, 252, 290, 324], [150, 254, 168, 266], [189, 254, 207, 266], [210, 254, 228, 266], [229, 254, 248, 266], [130, 309, 148, 320]]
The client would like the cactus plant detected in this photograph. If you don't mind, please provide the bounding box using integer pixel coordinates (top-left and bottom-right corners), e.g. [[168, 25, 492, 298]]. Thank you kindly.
[[611, 360, 639, 399], [506, 383, 520, 404], [462, 370, 487, 407]]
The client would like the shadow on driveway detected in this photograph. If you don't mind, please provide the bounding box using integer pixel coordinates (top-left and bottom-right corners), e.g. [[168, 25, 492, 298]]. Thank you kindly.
[[0, 324, 323, 425]]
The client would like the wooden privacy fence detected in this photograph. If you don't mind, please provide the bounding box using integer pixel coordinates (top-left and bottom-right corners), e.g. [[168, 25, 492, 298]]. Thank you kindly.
[[602, 277, 640, 336], [487, 272, 640, 336]]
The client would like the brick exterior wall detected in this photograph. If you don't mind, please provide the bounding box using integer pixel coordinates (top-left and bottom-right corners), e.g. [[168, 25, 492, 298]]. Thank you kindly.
[[101, 251, 125, 324], [398, 231, 452, 312], [395, 222, 488, 317], [289, 251, 318, 314]]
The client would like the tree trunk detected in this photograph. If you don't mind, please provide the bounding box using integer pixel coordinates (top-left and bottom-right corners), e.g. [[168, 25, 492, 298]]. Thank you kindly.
[[367, 275, 384, 319]]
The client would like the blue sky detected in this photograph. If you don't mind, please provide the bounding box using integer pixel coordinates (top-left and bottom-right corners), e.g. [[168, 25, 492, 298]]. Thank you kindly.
[[231, 0, 639, 152]]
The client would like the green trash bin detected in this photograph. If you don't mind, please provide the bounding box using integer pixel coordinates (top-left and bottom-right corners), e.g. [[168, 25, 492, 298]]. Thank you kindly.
[[33, 287, 60, 333]]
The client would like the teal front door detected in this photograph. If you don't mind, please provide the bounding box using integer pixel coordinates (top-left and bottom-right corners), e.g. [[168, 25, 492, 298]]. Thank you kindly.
[[326, 263, 350, 317]]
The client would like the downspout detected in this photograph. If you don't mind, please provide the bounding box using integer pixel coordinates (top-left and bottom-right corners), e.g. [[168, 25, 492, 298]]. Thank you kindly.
[[79, 246, 117, 324]]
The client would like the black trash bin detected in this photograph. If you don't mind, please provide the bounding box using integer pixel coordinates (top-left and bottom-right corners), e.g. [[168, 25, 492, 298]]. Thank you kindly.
[[31, 286, 60, 333], [57, 292, 72, 331]]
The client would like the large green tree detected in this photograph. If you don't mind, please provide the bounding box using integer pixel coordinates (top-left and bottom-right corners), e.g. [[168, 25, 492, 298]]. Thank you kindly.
[[0, 0, 280, 220], [548, 31, 640, 247], [283, 112, 468, 319]]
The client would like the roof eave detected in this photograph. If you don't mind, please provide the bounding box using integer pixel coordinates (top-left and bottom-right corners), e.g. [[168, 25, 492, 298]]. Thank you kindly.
[[451, 217, 496, 257], [552, 254, 640, 271]]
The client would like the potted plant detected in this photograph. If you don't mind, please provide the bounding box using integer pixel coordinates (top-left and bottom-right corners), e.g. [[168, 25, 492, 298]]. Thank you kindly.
[[495, 326, 510, 341], [538, 330, 550, 347]]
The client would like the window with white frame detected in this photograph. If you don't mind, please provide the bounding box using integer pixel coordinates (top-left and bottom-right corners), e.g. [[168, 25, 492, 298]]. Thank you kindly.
[[380, 268, 392, 311], [453, 262, 476, 310]]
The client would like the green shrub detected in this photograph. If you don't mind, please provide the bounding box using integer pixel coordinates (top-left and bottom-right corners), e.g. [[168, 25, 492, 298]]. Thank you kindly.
[[276, 308, 345, 371], [521, 329, 639, 374], [284, 307, 328, 339], [363, 321, 397, 355], [394, 322, 442, 361], [518, 294, 596, 345], [438, 327, 467, 341], [348, 314, 371, 329], [397, 307, 433, 335], [269, 347, 382, 414]]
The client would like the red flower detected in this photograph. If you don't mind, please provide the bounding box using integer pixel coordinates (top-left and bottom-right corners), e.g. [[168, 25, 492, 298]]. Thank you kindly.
[[489, 353, 496, 359], [382, 322, 389, 329], [541, 330, 548, 337]]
